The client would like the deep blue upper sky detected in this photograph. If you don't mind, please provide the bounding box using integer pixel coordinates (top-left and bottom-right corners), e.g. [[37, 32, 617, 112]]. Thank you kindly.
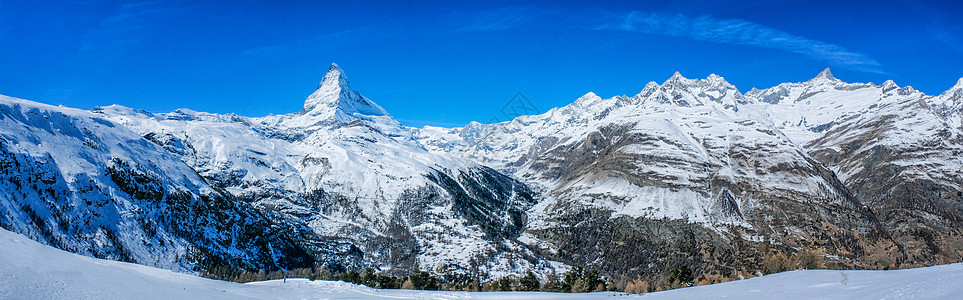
[[2, 0, 962, 127]]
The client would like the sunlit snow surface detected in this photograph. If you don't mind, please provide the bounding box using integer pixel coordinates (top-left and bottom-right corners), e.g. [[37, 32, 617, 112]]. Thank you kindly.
[[2, 228, 961, 300]]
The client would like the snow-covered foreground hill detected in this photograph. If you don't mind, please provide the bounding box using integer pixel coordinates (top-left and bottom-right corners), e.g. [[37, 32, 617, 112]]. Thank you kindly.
[[3, 228, 961, 299]]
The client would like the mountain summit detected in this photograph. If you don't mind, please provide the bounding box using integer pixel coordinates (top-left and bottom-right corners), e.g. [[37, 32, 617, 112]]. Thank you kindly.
[[807, 68, 838, 83], [300, 63, 387, 121]]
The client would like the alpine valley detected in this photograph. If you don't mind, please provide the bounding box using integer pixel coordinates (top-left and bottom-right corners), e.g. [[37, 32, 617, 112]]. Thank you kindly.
[[2, 64, 961, 286]]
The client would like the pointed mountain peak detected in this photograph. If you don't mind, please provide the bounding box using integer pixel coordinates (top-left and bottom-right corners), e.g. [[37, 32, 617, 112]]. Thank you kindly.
[[580, 91, 599, 99], [301, 63, 387, 120], [662, 71, 693, 87], [642, 81, 660, 92], [808, 68, 838, 83], [634, 81, 660, 100], [704, 74, 735, 87], [575, 92, 601, 105], [881, 80, 898, 92], [817, 68, 835, 79], [318, 63, 348, 90], [939, 77, 963, 101]]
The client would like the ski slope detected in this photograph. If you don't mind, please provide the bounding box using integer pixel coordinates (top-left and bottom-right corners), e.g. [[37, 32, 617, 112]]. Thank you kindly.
[[1, 228, 961, 299]]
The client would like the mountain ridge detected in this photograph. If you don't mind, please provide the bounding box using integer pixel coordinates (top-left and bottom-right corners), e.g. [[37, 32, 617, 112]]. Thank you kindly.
[[418, 67, 963, 278], [2, 65, 962, 286]]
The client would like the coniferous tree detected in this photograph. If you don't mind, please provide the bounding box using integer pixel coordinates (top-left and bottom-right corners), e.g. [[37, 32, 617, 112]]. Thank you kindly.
[[519, 271, 540, 291]]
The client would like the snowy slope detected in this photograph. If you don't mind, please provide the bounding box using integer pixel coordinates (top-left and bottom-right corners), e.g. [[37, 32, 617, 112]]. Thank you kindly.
[[639, 266, 963, 300], [3, 227, 962, 299]]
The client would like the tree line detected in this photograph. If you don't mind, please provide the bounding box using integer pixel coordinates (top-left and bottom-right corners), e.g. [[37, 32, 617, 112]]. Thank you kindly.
[[203, 265, 611, 293], [202, 246, 839, 294]]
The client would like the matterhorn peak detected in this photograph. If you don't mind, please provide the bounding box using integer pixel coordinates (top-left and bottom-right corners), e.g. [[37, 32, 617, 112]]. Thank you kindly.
[[300, 63, 387, 120], [807, 68, 838, 83], [316, 63, 349, 93]]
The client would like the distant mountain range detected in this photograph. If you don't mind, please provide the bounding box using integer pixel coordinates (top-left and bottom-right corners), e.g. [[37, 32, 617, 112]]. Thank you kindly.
[[2, 64, 961, 283]]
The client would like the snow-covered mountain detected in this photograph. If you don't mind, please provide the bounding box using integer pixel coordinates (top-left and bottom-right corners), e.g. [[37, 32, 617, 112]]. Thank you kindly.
[[91, 64, 555, 279], [2, 64, 961, 285], [418, 69, 963, 278], [743, 69, 963, 264], [0, 95, 314, 273]]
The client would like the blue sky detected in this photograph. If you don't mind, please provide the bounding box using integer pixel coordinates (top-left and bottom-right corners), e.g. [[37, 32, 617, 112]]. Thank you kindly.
[[2, 0, 962, 127]]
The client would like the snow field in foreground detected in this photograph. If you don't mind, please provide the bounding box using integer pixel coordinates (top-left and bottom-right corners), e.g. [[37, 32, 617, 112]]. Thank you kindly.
[[2, 226, 962, 299]]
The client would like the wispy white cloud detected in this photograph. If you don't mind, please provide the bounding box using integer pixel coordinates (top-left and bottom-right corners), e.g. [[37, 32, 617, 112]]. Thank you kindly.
[[450, 6, 535, 32], [902, 0, 963, 55], [930, 27, 963, 54], [598, 12, 885, 74], [77, 1, 190, 69], [50, 1, 191, 101], [242, 27, 374, 58]]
